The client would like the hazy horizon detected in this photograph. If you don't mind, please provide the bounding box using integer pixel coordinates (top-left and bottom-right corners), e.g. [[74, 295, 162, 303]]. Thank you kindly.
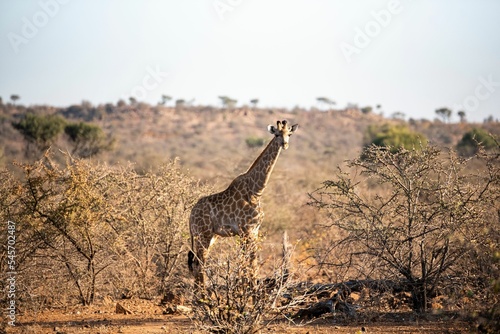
[[1, 0, 500, 122]]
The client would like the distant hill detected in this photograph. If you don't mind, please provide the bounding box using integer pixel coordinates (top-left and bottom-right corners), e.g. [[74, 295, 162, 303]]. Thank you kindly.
[[2, 103, 498, 179]]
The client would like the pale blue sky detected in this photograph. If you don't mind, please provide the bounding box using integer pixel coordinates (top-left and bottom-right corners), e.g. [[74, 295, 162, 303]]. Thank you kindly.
[[1, 0, 499, 122]]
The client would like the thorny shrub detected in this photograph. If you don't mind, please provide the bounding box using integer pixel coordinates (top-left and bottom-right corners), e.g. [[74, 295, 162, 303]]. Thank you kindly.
[[0, 151, 212, 307], [308, 145, 499, 313], [190, 233, 309, 334]]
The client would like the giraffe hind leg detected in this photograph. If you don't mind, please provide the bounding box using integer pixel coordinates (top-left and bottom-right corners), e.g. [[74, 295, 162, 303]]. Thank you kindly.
[[191, 235, 213, 290]]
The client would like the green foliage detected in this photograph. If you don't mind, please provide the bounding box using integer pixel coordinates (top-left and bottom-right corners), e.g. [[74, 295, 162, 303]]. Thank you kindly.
[[365, 124, 427, 154], [245, 136, 265, 148], [10, 94, 20, 104], [219, 95, 237, 108], [12, 113, 66, 151], [360, 106, 372, 114], [64, 122, 113, 158], [65, 122, 98, 142], [316, 97, 335, 105], [457, 128, 497, 156], [316, 97, 336, 111], [159, 94, 172, 105], [457, 110, 467, 123], [435, 107, 452, 122]]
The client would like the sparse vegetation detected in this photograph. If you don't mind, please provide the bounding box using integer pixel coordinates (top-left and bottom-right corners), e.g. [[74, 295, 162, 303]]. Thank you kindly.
[[191, 235, 299, 334], [0, 100, 499, 333]]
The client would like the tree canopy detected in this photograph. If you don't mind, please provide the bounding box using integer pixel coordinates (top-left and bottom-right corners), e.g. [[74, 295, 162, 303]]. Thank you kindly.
[[64, 122, 113, 158], [365, 124, 427, 154], [12, 113, 66, 152]]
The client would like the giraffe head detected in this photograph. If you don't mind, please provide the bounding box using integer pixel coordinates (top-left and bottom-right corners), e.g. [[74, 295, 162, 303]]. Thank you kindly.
[[267, 120, 298, 150]]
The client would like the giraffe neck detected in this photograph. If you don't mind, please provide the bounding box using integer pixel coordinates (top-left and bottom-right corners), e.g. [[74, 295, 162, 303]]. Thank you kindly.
[[243, 136, 282, 197]]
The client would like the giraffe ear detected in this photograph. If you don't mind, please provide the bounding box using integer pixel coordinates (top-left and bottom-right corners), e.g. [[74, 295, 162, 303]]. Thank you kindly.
[[291, 124, 299, 132], [268, 125, 277, 135]]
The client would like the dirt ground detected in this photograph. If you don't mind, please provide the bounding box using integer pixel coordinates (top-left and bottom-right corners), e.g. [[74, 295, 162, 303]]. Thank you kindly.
[[6, 298, 476, 334]]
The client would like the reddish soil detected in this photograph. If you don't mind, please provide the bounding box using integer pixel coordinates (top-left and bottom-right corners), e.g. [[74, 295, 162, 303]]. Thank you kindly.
[[7, 298, 476, 334]]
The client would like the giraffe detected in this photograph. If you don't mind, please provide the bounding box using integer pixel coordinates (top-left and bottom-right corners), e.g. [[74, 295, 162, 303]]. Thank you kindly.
[[188, 119, 298, 289]]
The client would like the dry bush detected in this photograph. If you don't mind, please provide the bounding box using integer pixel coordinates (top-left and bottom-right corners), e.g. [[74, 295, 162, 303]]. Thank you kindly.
[[308, 145, 499, 312], [105, 158, 213, 298], [14, 152, 120, 305], [190, 234, 307, 334], [0, 151, 212, 307]]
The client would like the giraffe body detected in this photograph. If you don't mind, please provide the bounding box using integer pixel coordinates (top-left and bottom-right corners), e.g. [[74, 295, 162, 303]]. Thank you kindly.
[[188, 120, 298, 288]]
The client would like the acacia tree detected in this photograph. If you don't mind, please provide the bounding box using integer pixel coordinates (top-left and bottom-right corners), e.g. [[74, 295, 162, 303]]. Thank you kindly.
[[316, 97, 335, 110], [218, 96, 237, 109], [308, 145, 499, 312], [435, 107, 452, 123], [250, 98, 259, 109], [18, 154, 116, 305], [10, 94, 20, 105], [12, 113, 66, 154], [64, 122, 114, 158], [159, 94, 172, 106], [458, 110, 467, 123], [107, 160, 213, 298]]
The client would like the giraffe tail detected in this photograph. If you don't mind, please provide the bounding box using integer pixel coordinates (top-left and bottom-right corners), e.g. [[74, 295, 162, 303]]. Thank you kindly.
[[188, 234, 195, 273], [188, 250, 195, 273]]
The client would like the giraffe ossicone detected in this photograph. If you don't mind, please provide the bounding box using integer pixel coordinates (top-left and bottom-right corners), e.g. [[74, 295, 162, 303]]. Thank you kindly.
[[188, 119, 298, 288]]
